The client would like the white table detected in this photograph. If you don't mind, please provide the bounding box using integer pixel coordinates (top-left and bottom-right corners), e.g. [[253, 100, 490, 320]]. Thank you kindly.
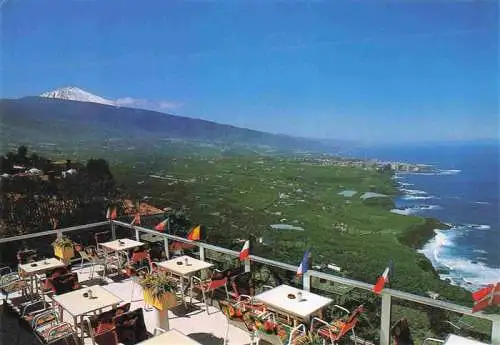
[[138, 329, 202, 345], [254, 284, 332, 324], [18, 258, 66, 276], [18, 258, 66, 297], [157, 255, 213, 307], [100, 238, 145, 268], [53, 285, 123, 343], [444, 334, 490, 345]]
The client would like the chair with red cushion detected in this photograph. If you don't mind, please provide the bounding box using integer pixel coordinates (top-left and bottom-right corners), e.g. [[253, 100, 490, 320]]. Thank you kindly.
[[113, 308, 149, 345], [191, 269, 230, 314], [125, 249, 152, 302], [311, 304, 364, 345], [84, 303, 131, 345]]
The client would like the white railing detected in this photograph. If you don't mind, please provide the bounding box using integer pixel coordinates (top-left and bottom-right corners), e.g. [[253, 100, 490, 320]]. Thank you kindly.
[[1, 220, 499, 345]]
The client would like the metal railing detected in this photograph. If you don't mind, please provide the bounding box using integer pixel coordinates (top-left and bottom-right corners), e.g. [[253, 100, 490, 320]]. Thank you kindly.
[[1, 220, 499, 345]]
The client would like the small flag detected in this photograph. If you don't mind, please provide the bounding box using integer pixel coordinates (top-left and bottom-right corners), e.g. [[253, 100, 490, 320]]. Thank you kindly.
[[239, 240, 250, 261], [131, 213, 141, 225], [373, 261, 393, 294], [296, 249, 311, 276], [187, 225, 201, 241], [472, 282, 500, 313], [106, 207, 117, 220], [154, 218, 169, 232]]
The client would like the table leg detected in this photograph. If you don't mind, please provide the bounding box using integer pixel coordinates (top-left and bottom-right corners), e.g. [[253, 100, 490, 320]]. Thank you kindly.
[[180, 276, 187, 308], [79, 315, 85, 344]]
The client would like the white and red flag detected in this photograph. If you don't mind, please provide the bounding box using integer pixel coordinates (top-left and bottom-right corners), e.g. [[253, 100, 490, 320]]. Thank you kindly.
[[239, 240, 250, 261], [106, 207, 117, 220], [131, 212, 141, 225], [472, 282, 500, 313], [373, 261, 393, 294], [154, 218, 169, 232]]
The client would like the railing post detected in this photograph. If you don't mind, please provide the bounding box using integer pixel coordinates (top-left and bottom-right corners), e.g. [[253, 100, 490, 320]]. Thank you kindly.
[[56, 229, 63, 239], [199, 246, 205, 261], [199, 246, 207, 279], [380, 293, 392, 345], [303, 272, 311, 291], [492, 319, 500, 345], [110, 221, 116, 240], [245, 259, 251, 273], [163, 237, 170, 260], [135, 227, 140, 241]]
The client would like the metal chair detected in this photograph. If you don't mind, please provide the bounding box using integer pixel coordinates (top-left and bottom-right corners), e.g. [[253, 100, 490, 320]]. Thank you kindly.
[[191, 269, 230, 314], [311, 304, 364, 345]]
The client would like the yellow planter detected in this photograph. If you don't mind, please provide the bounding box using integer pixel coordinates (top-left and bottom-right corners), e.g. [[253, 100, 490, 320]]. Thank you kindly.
[[143, 290, 177, 311], [54, 245, 74, 261]]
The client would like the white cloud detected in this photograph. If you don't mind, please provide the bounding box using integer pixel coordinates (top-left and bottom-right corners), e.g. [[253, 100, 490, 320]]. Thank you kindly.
[[114, 97, 183, 111]]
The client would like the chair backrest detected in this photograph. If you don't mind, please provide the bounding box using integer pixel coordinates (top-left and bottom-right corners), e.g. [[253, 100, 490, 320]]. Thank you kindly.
[[131, 250, 150, 265], [49, 272, 80, 295], [95, 231, 111, 245], [113, 308, 148, 345], [231, 272, 254, 297], [207, 276, 227, 291], [42, 267, 70, 290], [17, 249, 38, 264], [337, 305, 364, 338], [89, 303, 131, 334]]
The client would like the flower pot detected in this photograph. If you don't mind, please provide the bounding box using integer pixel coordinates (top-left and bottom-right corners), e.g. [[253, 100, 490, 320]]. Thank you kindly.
[[54, 245, 74, 261], [143, 290, 177, 311]]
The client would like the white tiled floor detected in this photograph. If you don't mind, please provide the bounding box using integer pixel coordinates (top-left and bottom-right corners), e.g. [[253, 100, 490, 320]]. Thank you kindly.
[[75, 265, 253, 345], [2, 264, 253, 345]]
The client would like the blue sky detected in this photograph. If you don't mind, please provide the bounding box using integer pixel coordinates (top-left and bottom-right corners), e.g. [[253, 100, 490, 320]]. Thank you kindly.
[[2, 0, 498, 143]]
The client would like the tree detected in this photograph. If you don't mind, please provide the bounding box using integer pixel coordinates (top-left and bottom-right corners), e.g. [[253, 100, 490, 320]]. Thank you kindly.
[[17, 145, 28, 162]]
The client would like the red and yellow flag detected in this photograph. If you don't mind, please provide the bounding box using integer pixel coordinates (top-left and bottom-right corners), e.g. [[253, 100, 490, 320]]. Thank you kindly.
[[187, 224, 201, 241]]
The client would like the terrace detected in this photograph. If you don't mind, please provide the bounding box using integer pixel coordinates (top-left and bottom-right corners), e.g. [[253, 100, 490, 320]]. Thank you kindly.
[[0, 220, 499, 345]]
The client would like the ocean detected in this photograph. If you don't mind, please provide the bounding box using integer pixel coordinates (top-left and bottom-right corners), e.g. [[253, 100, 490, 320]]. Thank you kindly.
[[345, 142, 500, 291]]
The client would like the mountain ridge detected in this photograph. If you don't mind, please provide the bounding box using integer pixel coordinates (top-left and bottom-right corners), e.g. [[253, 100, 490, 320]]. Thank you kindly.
[[1, 96, 349, 156]]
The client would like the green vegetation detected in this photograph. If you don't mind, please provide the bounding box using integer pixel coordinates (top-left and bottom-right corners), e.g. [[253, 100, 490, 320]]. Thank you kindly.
[[111, 155, 468, 303]]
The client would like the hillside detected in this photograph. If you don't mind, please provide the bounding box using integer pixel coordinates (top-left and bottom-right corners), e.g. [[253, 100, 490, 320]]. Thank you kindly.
[[0, 97, 347, 157]]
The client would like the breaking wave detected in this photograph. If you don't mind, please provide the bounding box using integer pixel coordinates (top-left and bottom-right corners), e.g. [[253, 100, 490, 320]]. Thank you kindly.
[[391, 204, 441, 216], [419, 225, 499, 291]]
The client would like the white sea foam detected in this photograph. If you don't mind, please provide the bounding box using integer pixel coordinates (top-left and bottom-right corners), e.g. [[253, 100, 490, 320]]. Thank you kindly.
[[468, 224, 491, 231], [473, 249, 487, 254], [420, 227, 499, 291], [439, 169, 461, 175], [401, 188, 427, 195], [399, 182, 414, 187], [401, 195, 435, 201], [391, 205, 442, 216]]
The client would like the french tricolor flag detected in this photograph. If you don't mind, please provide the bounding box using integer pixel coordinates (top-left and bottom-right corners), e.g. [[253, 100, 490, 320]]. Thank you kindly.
[[239, 240, 250, 261], [373, 261, 393, 294], [154, 218, 169, 232], [296, 249, 311, 276]]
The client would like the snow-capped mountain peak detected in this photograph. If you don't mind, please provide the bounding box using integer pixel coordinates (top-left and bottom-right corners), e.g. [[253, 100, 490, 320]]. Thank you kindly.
[[40, 86, 115, 106]]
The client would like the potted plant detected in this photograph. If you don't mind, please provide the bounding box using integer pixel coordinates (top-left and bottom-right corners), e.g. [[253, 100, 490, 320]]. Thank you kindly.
[[139, 273, 177, 311], [52, 236, 74, 262], [140, 273, 178, 330]]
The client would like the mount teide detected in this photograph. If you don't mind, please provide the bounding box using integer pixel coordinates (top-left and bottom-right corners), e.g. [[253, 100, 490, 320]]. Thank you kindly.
[[1, 88, 347, 156]]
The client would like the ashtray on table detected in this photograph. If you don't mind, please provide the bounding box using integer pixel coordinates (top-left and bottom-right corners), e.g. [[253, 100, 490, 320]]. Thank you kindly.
[[176, 261, 183, 265], [30, 263, 38, 267], [287, 294, 296, 299]]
